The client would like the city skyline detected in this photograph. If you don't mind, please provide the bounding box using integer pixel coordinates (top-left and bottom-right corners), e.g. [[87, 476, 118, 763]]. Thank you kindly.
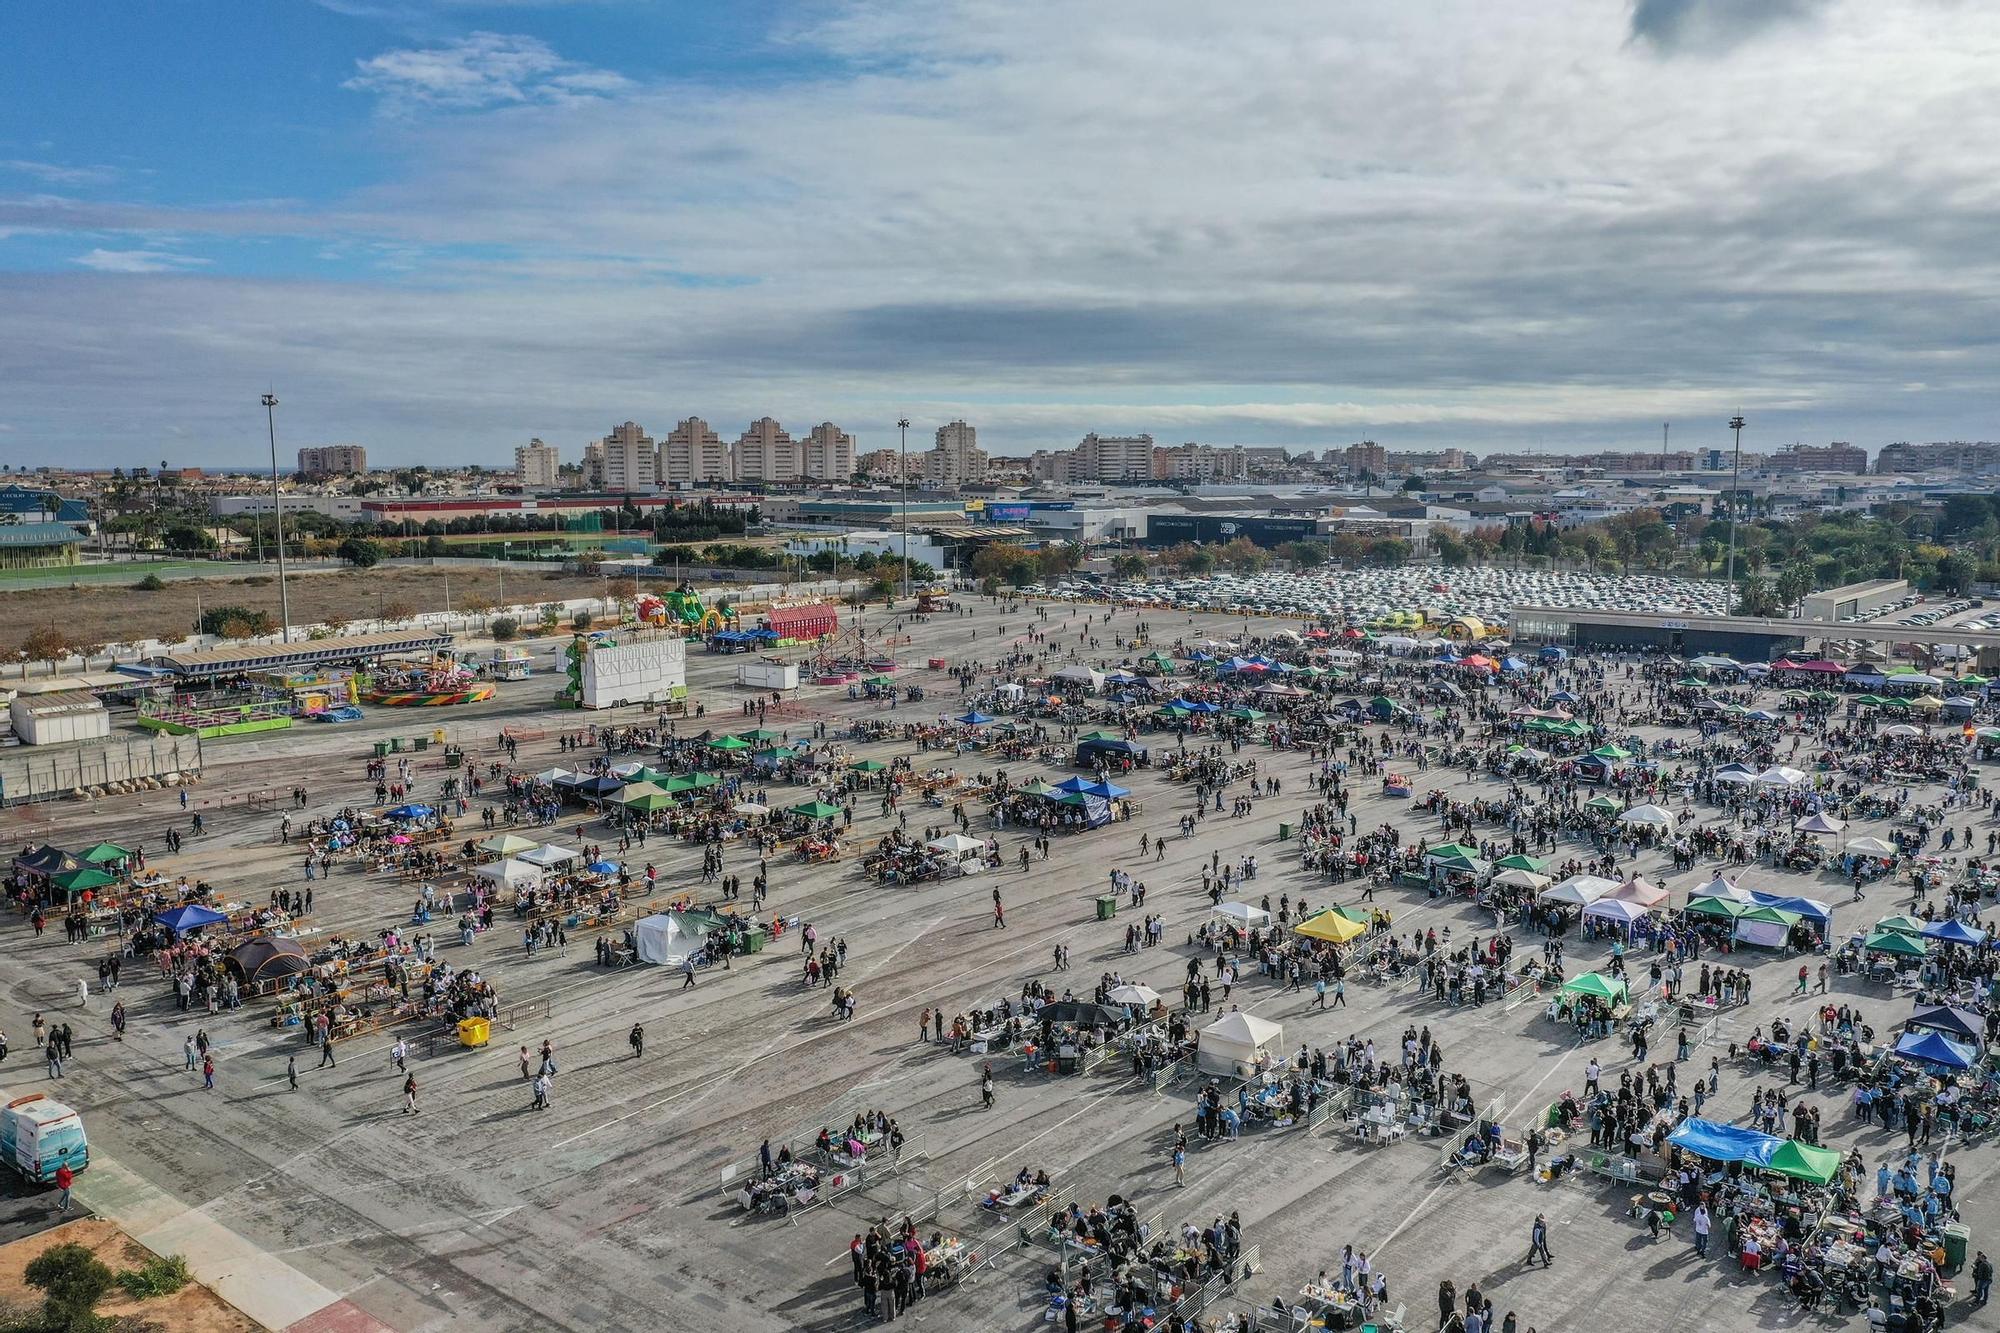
[[4, 3, 1998, 465]]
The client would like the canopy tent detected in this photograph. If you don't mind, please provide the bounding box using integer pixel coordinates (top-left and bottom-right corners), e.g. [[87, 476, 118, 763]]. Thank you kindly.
[[614, 780, 671, 809], [1757, 766, 1809, 788], [792, 800, 844, 820], [1591, 743, 1635, 761], [1766, 1140, 1843, 1186], [1745, 892, 1832, 929], [606, 761, 647, 779], [927, 833, 985, 857], [955, 711, 994, 726], [519, 843, 581, 868], [1892, 1029, 1978, 1071], [849, 758, 889, 773], [1609, 875, 1668, 908], [1907, 1004, 1983, 1042], [1038, 1000, 1128, 1029], [1734, 905, 1803, 948], [1106, 983, 1160, 1008], [49, 867, 116, 895], [586, 859, 621, 875], [226, 936, 311, 984], [382, 803, 434, 820], [1540, 875, 1618, 907], [1666, 1117, 1780, 1166], [1195, 1012, 1283, 1078], [1581, 795, 1624, 815], [1685, 895, 1751, 920], [1619, 803, 1674, 828], [1051, 665, 1103, 690], [1845, 836, 1898, 857], [473, 858, 544, 890], [1794, 812, 1845, 835], [1559, 972, 1628, 1004], [77, 842, 133, 866], [1294, 910, 1368, 945], [1493, 853, 1549, 872], [156, 903, 227, 933], [707, 734, 753, 751], [1920, 917, 1988, 946], [1425, 843, 1483, 864], [571, 775, 626, 800], [662, 772, 720, 793], [1712, 768, 1756, 786], [1583, 898, 1653, 931], [1874, 915, 1926, 937], [1696, 873, 1753, 902], [634, 912, 707, 966], [1864, 930, 1928, 958], [1491, 867, 1552, 891], [1212, 901, 1272, 928], [533, 767, 575, 785]]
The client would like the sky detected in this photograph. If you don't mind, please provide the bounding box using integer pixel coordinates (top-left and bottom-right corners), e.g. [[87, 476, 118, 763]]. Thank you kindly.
[[1, 0, 1997, 468]]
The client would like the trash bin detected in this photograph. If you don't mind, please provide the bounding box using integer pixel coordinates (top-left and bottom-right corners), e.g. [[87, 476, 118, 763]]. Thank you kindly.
[[1277, 822, 1293, 840], [389, 737, 403, 753], [411, 736, 429, 751], [1095, 894, 1117, 921], [457, 1017, 491, 1048], [372, 740, 391, 758], [1943, 1222, 1969, 1272], [740, 927, 767, 954]]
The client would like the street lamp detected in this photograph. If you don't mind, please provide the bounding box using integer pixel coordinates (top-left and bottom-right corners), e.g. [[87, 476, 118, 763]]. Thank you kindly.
[[1722, 414, 1746, 604], [897, 416, 911, 601], [261, 392, 292, 643]]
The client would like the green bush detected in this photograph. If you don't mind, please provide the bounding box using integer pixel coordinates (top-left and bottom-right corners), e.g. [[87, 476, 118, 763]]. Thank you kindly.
[[491, 616, 520, 641], [116, 1254, 191, 1300], [571, 611, 594, 632], [134, 573, 166, 592]]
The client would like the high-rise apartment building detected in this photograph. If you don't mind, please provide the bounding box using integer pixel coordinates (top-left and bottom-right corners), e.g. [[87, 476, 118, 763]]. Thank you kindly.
[[1154, 442, 1247, 482], [801, 422, 856, 481], [733, 417, 799, 483], [1076, 433, 1157, 482], [1343, 441, 1387, 477], [1875, 441, 2000, 476], [580, 441, 606, 488], [857, 448, 915, 481], [599, 421, 658, 491], [296, 444, 367, 475], [1766, 443, 1868, 473], [514, 439, 560, 489], [661, 417, 732, 484], [922, 420, 987, 488]]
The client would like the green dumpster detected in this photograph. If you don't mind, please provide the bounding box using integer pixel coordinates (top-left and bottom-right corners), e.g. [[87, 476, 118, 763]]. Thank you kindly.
[[372, 741, 391, 758], [412, 736, 430, 752], [740, 926, 767, 955], [388, 737, 403, 753], [1277, 822, 1293, 840], [1943, 1222, 1968, 1272], [1095, 895, 1117, 921]]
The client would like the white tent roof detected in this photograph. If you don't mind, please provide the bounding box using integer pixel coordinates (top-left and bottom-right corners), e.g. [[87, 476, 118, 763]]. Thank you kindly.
[[927, 833, 985, 855], [1539, 875, 1618, 907], [634, 912, 702, 965], [472, 857, 543, 888], [1492, 867, 1552, 890], [608, 761, 647, 778], [1712, 769, 1756, 785], [1211, 902, 1272, 927], [733, 801, 769, 816], [1758, 765, 1809, 787], [1619, 803, 1674, 827], [1583, 898, 1652, 924], [994, 682, 1025, 698], [533, 767, 575, 785], [1795, 812, 1845, 834], [1107, 983, 1160, 1007], [1199, 1011, 1282, 1052], [520, 843, 582, 867], [1845, 835, 1897, 857], [1880, 724, 1923, 738], [1052, 665, 1103, 685], [1697, 873, 1753, 901], [1609, 875, 1668, 908]]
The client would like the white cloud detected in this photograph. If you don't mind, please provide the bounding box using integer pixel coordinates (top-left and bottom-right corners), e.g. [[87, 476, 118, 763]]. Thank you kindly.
[[0, 160, 117, 186], [73, 248, 210, 274], [343, 31, 631, 110]]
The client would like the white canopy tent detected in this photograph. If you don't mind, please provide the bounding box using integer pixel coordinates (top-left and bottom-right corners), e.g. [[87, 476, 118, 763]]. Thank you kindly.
[[1051, 665, 1103, 691], [927, 833, 986, 857], [1491, 867, 1552, 891], [1539, 875, 1619, 907], [1619, 804, 1674, 828], [533, 767, 575, 785], [1846, 836, 1898, 857], [520, 843, 583, 868], [472, 858, 543, 891], [1196, 1012, 1283, 1078], [1697, 873, 1754, 902], [1583, 898, 1653, 931], [634, 912, 705, 965], [1211, 902, 1272, 929], [1758, 765, 1809, 788], [1795, 812, 1845, 835], [1107, 983, 1160, 1008]]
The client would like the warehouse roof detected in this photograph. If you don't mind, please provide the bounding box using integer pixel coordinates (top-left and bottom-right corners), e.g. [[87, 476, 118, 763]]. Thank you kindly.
[[152, 629, 454, 679], [9, 690, 106, 716], [0, 522, 85, 547]]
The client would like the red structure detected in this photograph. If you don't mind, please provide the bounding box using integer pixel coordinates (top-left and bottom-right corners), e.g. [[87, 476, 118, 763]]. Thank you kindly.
[[764, 604, 840, 641]]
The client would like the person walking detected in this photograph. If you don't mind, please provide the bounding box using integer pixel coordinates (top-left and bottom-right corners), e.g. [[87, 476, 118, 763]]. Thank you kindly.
[[54, 1162, 73, 1215], [681, 955, 697, 989], [403, 1074, 419, 1115], [202, 1054, 215, 1091], [318, 1034, 336, 1068], [391, 1039, 408, 1073], [1527, 1214, 1552, 1267], [45, 1042, 61, 1080], [980, 1064, 995, 1110], [531, 1072, 551, 1110], [1691, 1204, 1711, 1258], [629, 1023, 645, 1059], [992, 890, 1006, 929], [1971, 1250, 1992, 1306], [1172, 1142, 1186, 1186], [286, 1054, 298, 1091]]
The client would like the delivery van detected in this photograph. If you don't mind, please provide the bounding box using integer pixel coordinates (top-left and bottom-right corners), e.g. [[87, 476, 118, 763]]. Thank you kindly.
[[0, 1093, 89, 1184]]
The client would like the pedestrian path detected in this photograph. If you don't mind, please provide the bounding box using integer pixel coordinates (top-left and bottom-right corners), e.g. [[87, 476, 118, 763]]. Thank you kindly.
[[74, 1154, 349, 1331]]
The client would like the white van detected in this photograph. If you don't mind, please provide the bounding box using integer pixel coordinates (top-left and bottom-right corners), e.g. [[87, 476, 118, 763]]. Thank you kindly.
[[0, 1093, 89, 1184]]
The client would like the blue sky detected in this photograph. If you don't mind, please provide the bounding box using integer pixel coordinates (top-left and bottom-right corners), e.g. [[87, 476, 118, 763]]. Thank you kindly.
[[2, 1, 1998, 468]]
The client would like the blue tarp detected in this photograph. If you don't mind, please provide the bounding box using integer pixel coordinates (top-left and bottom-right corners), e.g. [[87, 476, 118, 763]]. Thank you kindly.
[[1907, 1004, 1983, 1042], [1076, 793, 1114, 829], [1666, 1117, 1781, 1165], [1539, 646, 1569, 662], [1893, 1029, 1978, 1070], [1920, 918, 1988, 946], [156, 903, 227, 933], [1501, 656, 1529, 672], [1057, 777, 1130, 799], [383, 804, 433, 819], [956, 711, 994, 725]]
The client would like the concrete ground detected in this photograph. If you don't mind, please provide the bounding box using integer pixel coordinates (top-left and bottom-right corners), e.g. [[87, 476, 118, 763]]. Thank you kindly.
[[2, 594, 1995, 1333]]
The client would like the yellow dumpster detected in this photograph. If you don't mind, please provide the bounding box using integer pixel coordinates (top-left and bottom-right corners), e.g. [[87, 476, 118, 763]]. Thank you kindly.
[[457, 1017, 491, 1048]]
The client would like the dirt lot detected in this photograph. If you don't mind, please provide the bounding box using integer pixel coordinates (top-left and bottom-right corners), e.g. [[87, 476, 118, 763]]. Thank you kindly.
[[0, 565, 629, 656], [0, 1219, 258, 1332]]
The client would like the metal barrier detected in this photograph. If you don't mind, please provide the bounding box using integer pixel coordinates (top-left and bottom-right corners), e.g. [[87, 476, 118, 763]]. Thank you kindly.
[[1168, 1245, 1259, 1323], [1305, 1086, 1355, 1133]]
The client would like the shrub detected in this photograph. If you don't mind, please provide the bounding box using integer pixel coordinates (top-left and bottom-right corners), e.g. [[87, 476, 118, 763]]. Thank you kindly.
[[571, 611, 594, 632], [491, 616, 520, 641], [134, 573, 167, 592], [116, 1254, 192, 1300]]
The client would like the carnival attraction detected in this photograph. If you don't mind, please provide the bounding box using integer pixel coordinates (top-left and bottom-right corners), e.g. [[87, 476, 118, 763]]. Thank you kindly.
[[136, 666, 367, 736], [361, 654, 497, 708], [914, 586, 956, 615], [637, 589, 739, 636], [557, 630, 688, 710]]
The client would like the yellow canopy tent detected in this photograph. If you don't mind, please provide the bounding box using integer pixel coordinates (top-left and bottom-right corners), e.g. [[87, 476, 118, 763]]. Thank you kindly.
[[1295, 911, 1367, 945]]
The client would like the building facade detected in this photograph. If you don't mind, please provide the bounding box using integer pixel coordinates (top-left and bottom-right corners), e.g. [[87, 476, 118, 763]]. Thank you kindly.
[[295, 444, 368, 476], [1765, 442, 1868, 473], [661, 417, 732, 485], [1875, 441, 2000, 476], [1342, 441, 1387, 477], [922, 420, 987, 488], [514, 439, 561, 489], [599, 421, 658, 492], [733, 417, 800, 483], [801, 422, 856, 482]]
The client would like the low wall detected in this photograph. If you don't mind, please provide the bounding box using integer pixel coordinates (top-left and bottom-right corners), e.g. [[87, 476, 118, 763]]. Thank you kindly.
[[0, 733, 203, 805]]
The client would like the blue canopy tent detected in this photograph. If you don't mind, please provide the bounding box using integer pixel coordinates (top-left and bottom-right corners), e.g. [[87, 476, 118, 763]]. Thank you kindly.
[[1058, 777, 1131, 800], [746, 627, 780, 640], [586, 859, 621, 875], [1906, 1004, 1983, 1043], [1501, 656, 1529, 672], [1548, 690, 1579, 704], [1920, 918, 1988, 946], [1538, 645, 1569, 662], [1102, 669, 1140, 684], [1189, 651, 1215, 663], [1076, 736, 1147, 765], [1892, 1029, 1979, 1071], [1074, 793, 1114, 829], [383, 804, 434, 820], [956, 711, 995, 725], [157, 903, 228, 934], [1746, 892, 1833, 931], [572, 775, 626, 800], [1666, 1117, 1781, 1166]]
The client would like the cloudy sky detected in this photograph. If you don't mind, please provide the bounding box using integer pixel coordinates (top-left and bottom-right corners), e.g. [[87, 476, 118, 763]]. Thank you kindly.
[[2, 0, 1996, 467]]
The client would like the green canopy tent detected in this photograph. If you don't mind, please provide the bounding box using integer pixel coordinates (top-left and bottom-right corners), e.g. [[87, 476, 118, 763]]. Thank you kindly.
[[792, 800, 844, 821], [1765, 1140, 1842, 1186], [1559, 972, 1628, 1004], [662, 773, 719, 794], [1675, 677, 1708, 689], [78, 842, 133, 866], [739, 728, 784, 741], [1590, 743, 1634, 760], [850, 759, 890, 773], [1874, 914, 1927, 937], [707, 734, 753, 751], [1224, 707, 1267, 721], [1582, 795, 1624, 814], [1685, 895, 1751, 920], [1863, 930, 1928, 958], [1494, 853, 1549, 872], [49, 866, 117, 896], [1425, 843, 1483, 862]]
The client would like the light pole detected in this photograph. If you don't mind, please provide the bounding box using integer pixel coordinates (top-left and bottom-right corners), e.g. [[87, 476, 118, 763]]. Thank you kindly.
[[1722, 414, 1745, 606], [897, 416, 911, 601], [261, 392, 292, 643]]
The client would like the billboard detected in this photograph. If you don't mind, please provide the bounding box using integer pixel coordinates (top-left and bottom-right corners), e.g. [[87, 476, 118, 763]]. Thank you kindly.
[[986, 503, 1032, 522]]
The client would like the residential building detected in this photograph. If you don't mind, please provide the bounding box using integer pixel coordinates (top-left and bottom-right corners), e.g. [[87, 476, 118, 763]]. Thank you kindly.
[[514, 439, 561, 489], [662, 417, 732, 485], [1076, 432, 1157, 482], [1342, 441, 1387, 477], [1387, 448, 1469, 472], [922, 420, 987, 488], [599, 421, 658, 492], [1874, 441, 2000, 476], [1765, 442, 1868, 473], [580, 440, 606, 489], [800, 422, 856, 482], [210, 494, 367, 521], [1154, 442, 1248, 482], [733, 417, 800, 483], [1028, 448, 1089, 485], [295, 444, 367, 476], [856, 448, 916, 482]]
